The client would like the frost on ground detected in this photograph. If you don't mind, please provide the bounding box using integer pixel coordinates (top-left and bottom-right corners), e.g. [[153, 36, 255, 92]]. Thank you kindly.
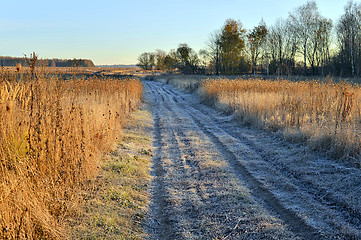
[[143, 80, 361, 240], [70, 108, 153, 239]]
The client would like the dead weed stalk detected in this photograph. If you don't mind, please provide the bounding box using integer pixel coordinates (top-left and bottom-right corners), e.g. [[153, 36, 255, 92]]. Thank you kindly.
[[0, 69, 142, 239]]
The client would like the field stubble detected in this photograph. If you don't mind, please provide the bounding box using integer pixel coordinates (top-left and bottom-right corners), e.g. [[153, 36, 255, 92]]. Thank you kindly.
[[0, 68, 142, 239]]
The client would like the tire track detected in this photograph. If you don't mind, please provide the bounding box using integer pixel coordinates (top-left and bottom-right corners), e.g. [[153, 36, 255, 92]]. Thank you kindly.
[[145, 80, 361, 239], [186, 111, 320, 240], [148, 84, 178, 240], [189, 99, 361, 227], [157, 82, 321, 239], [159, 88, 320, 238], [156, 80, 361, 239], [187, 96, 361, 233], [146, 82, 207, 239]]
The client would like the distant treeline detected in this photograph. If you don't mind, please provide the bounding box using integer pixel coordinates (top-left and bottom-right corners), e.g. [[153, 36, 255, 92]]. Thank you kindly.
[[96, 64, 138, 68], [0, 56, 95, 67], [138, 1, 361, 77]]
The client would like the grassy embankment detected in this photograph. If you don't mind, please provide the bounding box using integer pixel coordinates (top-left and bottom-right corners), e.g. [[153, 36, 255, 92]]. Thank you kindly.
[[154, 74, 361, 167], [0, 67, 145, 239]]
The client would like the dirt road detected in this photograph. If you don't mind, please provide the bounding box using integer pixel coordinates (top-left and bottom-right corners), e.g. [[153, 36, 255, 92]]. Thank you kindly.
[[144, 80, 361, 240]]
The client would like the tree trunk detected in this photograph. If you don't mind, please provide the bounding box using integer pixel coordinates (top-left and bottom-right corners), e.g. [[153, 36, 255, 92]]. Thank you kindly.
[[265, 37, 269, 76], [321, 50, 324, 76], [252, 52, 256, 75], [216, 47, 219, 75], [304, 41, 307, 75], [351, 27, 355, 76], [356, 35, 361, 76]]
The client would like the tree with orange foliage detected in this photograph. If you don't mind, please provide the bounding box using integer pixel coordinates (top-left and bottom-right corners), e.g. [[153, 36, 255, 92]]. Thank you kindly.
[[220, 19, 248, 74]]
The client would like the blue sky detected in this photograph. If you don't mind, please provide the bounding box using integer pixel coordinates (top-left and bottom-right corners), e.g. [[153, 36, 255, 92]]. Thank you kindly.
[[0, 0, 351, 65]]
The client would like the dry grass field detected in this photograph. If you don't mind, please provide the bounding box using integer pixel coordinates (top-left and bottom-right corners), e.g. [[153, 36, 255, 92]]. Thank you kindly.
[[200, 77, 361, 165], [0, 67, 142, 239], [3, 65, 160, 78]]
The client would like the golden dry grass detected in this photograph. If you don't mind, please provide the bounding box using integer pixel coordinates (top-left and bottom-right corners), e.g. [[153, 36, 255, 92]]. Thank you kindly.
[[2, 65, 159, 77], [0, 68, 142, 239], [200, 77, 361, 165]]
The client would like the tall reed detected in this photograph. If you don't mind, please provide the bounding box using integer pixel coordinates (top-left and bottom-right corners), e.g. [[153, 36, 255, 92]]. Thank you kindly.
[[0, 68, 142, 239], [200, 77, 361, 165]]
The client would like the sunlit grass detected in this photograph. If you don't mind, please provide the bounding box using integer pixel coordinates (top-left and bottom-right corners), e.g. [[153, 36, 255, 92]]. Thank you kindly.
[[0, 68, 142, 239], [200, 76, 361, 165]]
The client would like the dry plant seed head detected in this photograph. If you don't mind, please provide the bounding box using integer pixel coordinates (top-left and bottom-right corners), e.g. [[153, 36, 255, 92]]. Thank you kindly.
[[341, 89, 355, 121], [24, 52, 38, 77], [16, 63, 22, 72]]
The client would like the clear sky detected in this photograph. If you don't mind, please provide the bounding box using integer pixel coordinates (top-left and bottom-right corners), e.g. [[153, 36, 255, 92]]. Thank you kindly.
[[0, 0, 352, 65]]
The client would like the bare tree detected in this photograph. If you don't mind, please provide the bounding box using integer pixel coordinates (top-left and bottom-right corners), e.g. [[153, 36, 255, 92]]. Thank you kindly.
[[155, 49, 167, 70], [206, 30, 222, 75], [336, 1, 361, 76], [267, 19, 298, 75], [175, 43, 200, 74], [304, 16, 332, 75], [164, 50, 178, 71], [316, 18, 333, 75], [248, 20, 268, 75], [198, 49, 209, 72], [137, 52, 155, 70], [289, 1, 320, 75]]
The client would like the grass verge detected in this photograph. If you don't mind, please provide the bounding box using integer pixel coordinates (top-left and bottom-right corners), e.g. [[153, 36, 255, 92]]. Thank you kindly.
[[68, 108, 153, 239]]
